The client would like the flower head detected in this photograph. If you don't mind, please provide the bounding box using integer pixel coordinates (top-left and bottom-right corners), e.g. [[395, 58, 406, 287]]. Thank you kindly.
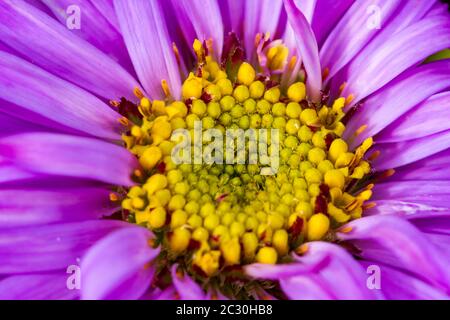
[[0, 0, 450, 300]]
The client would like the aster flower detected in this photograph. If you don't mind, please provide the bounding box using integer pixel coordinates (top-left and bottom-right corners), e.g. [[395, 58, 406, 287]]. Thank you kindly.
[[0, 0, 450, 300]]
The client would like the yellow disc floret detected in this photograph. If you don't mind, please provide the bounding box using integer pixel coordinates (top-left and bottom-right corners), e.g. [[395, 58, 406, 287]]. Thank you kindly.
[[120, 39, 375, 282]]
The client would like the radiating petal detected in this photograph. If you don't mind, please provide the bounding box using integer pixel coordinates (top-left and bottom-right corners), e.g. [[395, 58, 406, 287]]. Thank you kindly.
[[294, 0, 316, 23], [0, 111, 47, 136], [219, 0, 245, 37], [41, 0, 133, 71], [332, 0, 436, 94], [245, 0, 283, 59], [171, 265, 206, 300], [344, 60, 450, 148], [372, 180, 450, 206], [342, 16, 450, 103], [372, 130, 450, 170], [0, 272, 79, 300], [0, 186, 116, 228], [311, 0, 354, 46], [338, 216, 450, 291], [283, 0, 322, 102], [0, 220, 127, 274], [0, 133, 138, 186], [365, 200, 449, 218], [165, 0, 196, 54], [391, 148, 450, 181], [114, 0, 181, 100], [81, 227, 158, 300], [376, 92, 450, 143], [0, 164, 38, 183], [145, 285, 178, 300], [0, 51, 122, 139], [247, 242, 380, 299], [89, 0, 120, 31], [359, 261, 449, 300], [176, 0, 224, 58], [0, 0, 140, 100], [410, 213, 450, 236], [320, 0, 401, 81]]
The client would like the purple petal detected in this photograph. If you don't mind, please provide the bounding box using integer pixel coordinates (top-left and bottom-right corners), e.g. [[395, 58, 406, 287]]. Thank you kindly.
[[0, 0, 140, 100], [0, 164, 38, 183], [0, 220, 127, 274], [283, 0, 322, 102], [247, 242, 380, 299], [24, 0, 55, 16], [90, 0, 119, 31], [0, 186, 116, 228], [244, 0, 283, 60], [359, 260, 449, 300], [171, 265, 206, 300], [331, 0, 436, 94], [219, 0, 245, 37], [0, 51, 122, 139], [0, 111, 47, 136], [114, 0, 181, 100], [294, 0, 316, 22], [320, 0, 401, 82], [311, 0, 354, 46], [410, 212, 450, 236], [427, 1, 449, 17], [41, 0, 133, 72], [376, 92, 450, 143], [164, 0, 196, 55], [344, 59, 450, 148], [338, 215, 450, 291], [0, 272, 79, 300], [281, 276, 336, 300], [144, 285, 178, 300], [177, 0, 224, 58], [392, 148, 450, 181], [0, 132, 138, 186], [372, 181, 450, 204], [372, 130, 450, 170], [342, 16, 450, 104], [367, 179, 450, 216], [365, 200, 449, 219], [81, 226, 158, 300]]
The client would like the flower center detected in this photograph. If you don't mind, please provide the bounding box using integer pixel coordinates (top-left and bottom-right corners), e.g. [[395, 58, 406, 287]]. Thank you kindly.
[[119, 38, 374, 280]]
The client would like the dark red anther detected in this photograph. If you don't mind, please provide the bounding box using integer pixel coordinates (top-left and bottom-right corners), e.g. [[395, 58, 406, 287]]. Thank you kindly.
[[320, 90, 330, 105], [288, 216, 304, 238], [185, 98, 193, 110], [216, 193, 229, 203], [265, 80, 278, 90], [118, 97, 142, 120], [319, 183, 330, 198], [188, 239, 201, 251], [342, 102, 362, 125], [255, 75, 279, 90], [325, 134, 334, 150], [339, 241, 363, 256], [315, 195, 328, 215], [192, 264, 208, 278], [201, 91, 213, 103], [221, 32, 245, 68], [300, 100, 310, 109], [196, 66, 203, 78], [202, 40, 209, 57], [156, 162, 166, 173]]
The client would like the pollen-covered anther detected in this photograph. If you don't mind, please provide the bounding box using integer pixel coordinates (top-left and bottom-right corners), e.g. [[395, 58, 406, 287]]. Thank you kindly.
[[120, 44, 376, 278]]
